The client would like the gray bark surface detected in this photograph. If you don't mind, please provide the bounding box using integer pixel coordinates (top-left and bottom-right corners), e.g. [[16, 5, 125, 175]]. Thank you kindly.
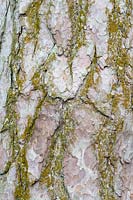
[[0, 0, 132, 200]]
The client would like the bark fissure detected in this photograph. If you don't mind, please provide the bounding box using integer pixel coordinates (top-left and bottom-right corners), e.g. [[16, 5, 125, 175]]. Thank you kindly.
[[0, 0, 132, 199]]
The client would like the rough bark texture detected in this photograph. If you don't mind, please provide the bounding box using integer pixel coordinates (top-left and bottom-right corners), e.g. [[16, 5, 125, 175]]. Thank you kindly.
[[0, 0, 133, 200]]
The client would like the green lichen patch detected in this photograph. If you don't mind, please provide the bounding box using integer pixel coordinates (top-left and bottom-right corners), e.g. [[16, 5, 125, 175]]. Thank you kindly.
[[11, 87, 47, 200], [43, 0, 54, 23], [1, 87, 20, 160], [66, 0, 90, 79], [0, 7, 30, 199], [95, 118, 124, 200], [25, 0, 43, 47], [40, 133, 70, 200], [31, 52, 56, 91], [1, 15, 26, 160], [14, 148, 30, 200], [94, 2, 132, 198], [20, 91, 47, 144], [40, 105, 74, 200], [80, 46, 100, 98], [107, 0, 132, 110], [14, 83, 47, 200], [31, 71, 43, 91]]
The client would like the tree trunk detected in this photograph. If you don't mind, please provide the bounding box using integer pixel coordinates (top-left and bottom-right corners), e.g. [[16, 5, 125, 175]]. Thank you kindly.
[[0, 0, 132, 199]]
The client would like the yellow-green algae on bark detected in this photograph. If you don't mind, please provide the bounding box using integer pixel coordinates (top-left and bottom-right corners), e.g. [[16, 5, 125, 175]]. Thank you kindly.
[[14, 28, 56, 198], [0, 0, 132, 199], [78, 1, 132, 198], [31, 52, 56, 91], [95, 0, 132, 200], [14, 53, 56, 200], [107, 0, 132, 110], [40, 105, 75, 200], [66, 0, 91, 79], [0, 12, 25, 172], [80, 46, 101, 99], [14, 89, 48, 200], [25, 0, 43, 47], [0, 1, 49, 199], [1, 14, 30, 200], [95, 118, 124, 200], [14, 148, 30, 200]]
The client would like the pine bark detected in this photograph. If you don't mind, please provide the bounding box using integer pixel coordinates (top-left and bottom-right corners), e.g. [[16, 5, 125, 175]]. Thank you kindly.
[[0, 0, 132, 200]]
